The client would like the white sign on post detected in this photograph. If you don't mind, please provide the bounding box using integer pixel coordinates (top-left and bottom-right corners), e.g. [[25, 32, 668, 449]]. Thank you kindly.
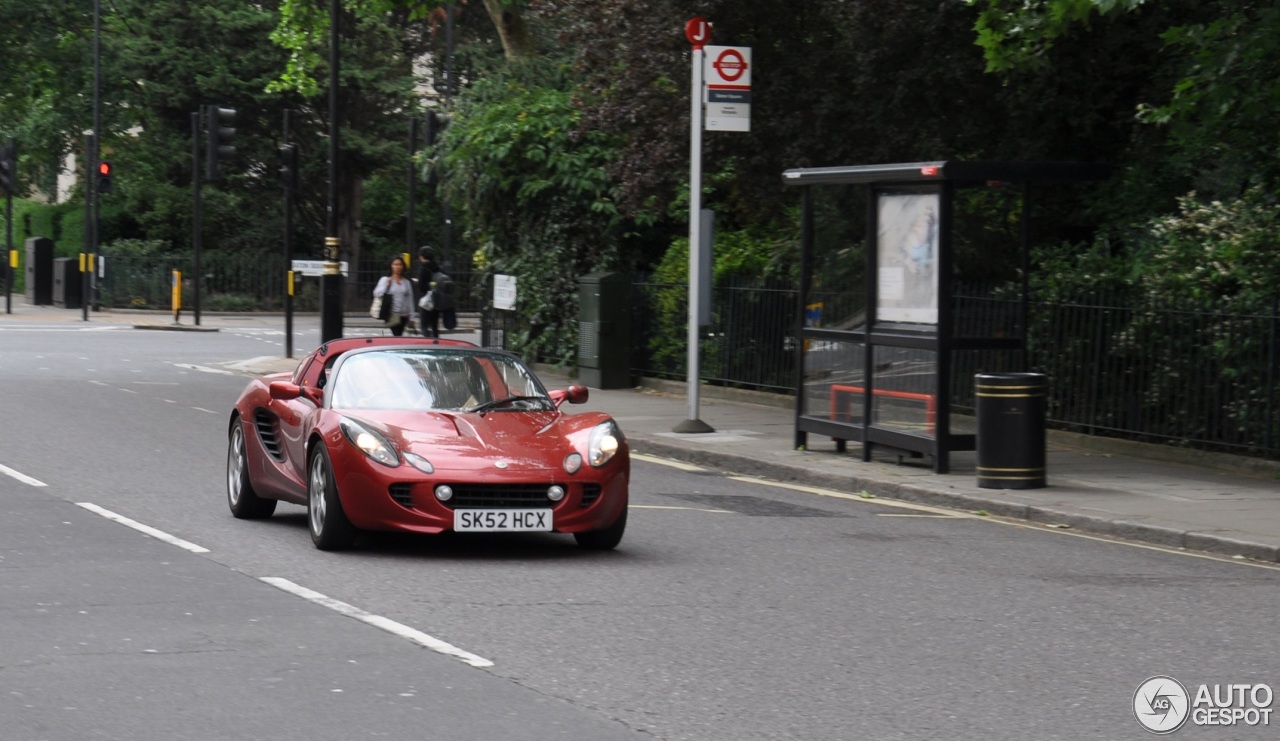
[[291, 259, 349, 277], [493, 274, 517, 310], [704, 45, 752, 132]]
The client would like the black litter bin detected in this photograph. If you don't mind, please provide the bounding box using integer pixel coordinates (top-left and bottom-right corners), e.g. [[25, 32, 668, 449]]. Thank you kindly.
[[975, 372, 1047, 489]]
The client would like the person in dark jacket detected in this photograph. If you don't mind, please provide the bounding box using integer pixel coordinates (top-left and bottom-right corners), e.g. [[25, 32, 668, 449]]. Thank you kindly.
[[414, 246, 442, 337]]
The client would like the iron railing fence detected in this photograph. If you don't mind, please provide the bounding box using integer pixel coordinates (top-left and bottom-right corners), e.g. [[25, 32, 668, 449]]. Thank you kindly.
[[97, 251, 486, 314], [630, 278, 798, 394], [630, 280, 1280, 458], [1030, 294, 1280, 455], [89, 251, 1280, 457]]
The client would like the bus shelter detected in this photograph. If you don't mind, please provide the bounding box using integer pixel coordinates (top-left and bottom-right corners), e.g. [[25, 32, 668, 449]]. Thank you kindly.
[[782, 161, 1108, 473]]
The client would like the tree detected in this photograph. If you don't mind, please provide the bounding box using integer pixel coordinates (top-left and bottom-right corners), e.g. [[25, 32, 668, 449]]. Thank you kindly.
[[439, 58, 628, 362]]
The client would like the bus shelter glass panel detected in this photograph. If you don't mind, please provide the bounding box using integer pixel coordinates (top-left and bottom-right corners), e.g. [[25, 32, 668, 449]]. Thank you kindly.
[[869, 345, 937, 438], [808, 185, 866, 332], [802, 339, 864, 422]]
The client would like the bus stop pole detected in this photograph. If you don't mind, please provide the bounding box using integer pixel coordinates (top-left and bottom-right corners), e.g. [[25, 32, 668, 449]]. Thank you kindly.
[[675, 36, 714, 434]]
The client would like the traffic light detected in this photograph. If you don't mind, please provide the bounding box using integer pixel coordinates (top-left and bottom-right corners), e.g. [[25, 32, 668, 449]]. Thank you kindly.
[[204, 105, 237, 180], [97, 160, 113, 194], [0, 139, 16, 195], [278, 143, 298, 192]]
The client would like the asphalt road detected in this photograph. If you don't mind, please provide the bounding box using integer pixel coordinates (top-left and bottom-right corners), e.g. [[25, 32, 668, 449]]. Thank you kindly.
[[2, 318, 1279, 740]]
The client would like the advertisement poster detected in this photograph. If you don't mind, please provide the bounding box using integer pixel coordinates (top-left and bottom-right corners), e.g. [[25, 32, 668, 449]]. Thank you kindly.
[[876, 192, 939, 324]]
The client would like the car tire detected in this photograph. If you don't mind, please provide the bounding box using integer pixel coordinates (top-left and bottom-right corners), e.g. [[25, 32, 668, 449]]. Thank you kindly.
[[227, 419, 277, 519], [573, 505, 627, 550], [308, 444, 358, 551]]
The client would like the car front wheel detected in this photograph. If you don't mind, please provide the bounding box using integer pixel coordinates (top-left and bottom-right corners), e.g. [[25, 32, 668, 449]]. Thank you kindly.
[[308, 444, 357, 550], [573, 506, 627, 550], [227, 420, 277, 519]]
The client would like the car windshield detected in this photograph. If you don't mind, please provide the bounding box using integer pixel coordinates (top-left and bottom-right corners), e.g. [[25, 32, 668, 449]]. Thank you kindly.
[[327, 348, 548, 411]]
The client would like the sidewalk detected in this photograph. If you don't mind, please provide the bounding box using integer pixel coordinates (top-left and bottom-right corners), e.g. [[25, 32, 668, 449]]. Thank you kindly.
[[527, 371, 1280, 564], [6, 299, 1279, 563]]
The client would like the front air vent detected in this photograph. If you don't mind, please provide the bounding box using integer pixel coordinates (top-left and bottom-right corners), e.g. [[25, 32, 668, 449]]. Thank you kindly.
[[580, 483, 601, 507], [253, 409, 283, 461], [388, 483, 414, 509]]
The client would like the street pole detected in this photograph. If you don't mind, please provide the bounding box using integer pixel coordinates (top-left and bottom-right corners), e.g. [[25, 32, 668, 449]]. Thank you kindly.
[[82, 134, 93, 322], [91, 0, 101, 314], [406, 116, 418, 253], [442, 1, 454, 268], [190, 111, 201, 326], [320, 0, 343, 342], [283, 109, 294, 358], [675, 20, 714, 434], [3, 163, 11, 315]]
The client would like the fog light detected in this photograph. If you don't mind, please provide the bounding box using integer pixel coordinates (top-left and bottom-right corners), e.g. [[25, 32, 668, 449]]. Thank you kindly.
[[434, 484, 453, 502], [547, 485, 566, 502]]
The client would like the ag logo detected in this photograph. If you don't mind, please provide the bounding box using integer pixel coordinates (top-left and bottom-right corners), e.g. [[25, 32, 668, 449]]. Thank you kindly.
[[1134, 676, 1190, 734]]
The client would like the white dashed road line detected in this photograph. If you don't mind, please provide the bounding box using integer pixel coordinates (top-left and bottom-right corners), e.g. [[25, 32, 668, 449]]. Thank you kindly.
[[0, 463, 47, 487], [260, 577, 495, 668], [171, 363, 235, 375], [76, 502, 210, 553]]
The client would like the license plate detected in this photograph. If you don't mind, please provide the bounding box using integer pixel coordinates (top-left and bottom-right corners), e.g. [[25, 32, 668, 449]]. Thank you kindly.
[[454, 509, 553, 532]]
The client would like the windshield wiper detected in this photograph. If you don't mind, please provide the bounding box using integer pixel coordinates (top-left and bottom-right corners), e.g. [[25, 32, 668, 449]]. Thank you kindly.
[[465, 395, 549, 415]]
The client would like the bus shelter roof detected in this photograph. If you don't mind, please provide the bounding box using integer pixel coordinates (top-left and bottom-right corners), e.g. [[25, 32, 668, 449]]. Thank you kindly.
[[782, 161, 1111, 187]]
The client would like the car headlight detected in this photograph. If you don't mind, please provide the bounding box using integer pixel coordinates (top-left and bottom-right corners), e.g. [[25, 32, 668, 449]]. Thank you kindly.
[[587, 420, 621, 468], [403, 451, 435, 474], [563, 452, 583, 474], [339, 417, 400, 467]]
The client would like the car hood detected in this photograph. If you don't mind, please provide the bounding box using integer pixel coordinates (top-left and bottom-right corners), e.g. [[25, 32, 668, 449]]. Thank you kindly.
[[347, 409, 573, 472]]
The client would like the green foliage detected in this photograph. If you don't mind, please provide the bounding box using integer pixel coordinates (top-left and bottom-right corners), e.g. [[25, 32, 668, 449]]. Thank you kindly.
[[7, 199, 87, 257], [203, 292, 261, 312], [646, 221, 798, 382], [440, 59, 627, 363], [1135, 187, 1280, 303], [1135, 6, 1280, 194], [969, 0, 1153, 73]]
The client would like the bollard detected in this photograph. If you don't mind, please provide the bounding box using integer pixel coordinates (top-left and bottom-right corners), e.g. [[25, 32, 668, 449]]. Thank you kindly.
[[171, 269, 182, 323]]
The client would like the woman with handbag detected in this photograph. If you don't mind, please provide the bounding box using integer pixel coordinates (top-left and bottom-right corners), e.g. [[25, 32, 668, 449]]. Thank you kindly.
[[372, 255, 414, 336]]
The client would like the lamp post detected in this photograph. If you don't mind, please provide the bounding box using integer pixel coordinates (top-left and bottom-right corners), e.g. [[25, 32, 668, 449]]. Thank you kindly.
[[320, 0, 344, 341], [84, 0, 101, 321]]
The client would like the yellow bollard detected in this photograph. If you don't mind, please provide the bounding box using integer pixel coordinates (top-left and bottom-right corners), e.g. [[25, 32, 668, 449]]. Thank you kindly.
[[172, 269, 182, 323]]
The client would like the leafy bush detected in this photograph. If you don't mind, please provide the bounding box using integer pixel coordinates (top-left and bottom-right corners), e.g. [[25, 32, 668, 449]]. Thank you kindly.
[[645, 221, 798, 385], [203, 292, 260, 312], [440, 59, 628, 363]]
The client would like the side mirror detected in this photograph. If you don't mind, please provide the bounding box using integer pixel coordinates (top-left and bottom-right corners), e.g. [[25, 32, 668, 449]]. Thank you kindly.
[[566, 385, 589, 404], [269, 381, 301, 400]]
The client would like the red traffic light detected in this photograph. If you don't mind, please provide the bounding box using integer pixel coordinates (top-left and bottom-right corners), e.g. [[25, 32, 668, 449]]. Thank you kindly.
[[98, 161, 112, 176]]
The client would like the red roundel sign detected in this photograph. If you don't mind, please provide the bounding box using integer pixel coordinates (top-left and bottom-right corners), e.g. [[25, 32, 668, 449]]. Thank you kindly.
[[685, 17, 710, 47], [712, 48, 747, 82]]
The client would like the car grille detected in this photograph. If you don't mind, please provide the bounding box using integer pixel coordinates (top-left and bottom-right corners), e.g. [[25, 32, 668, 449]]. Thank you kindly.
[[581, 483, 601, 507], [442, 483, 553, 509], [253, 408, 283, 460]]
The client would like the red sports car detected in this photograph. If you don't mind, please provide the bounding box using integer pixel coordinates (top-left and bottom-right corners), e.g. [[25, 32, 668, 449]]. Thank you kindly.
[[227, 337, 629, 551]]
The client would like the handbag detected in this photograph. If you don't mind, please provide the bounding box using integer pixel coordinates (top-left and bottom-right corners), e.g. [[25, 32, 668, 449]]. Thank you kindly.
[[378, 293, 394, 321], [370, 296, 383, 319]]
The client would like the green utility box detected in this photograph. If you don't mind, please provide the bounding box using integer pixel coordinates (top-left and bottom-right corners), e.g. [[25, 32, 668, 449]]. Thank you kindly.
[[577, 272, 631, 389]]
